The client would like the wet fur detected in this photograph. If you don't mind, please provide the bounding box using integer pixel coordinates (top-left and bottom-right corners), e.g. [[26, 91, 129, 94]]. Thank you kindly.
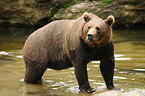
[[23, 12, 118, 93]]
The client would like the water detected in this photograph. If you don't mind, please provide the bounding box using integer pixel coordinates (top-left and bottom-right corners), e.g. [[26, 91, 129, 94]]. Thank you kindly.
[[0, 28, 145, 96]]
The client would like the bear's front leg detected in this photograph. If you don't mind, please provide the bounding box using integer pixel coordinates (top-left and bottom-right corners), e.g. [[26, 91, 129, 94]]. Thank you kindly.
[[100, 57, 120, 90], [74, 63, 96, 93]]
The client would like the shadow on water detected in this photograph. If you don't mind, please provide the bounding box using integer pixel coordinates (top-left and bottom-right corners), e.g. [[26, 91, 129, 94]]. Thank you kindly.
[[0, 27, 145, 96], [114, 29, 145, 44], [0, 27, 35, 51]]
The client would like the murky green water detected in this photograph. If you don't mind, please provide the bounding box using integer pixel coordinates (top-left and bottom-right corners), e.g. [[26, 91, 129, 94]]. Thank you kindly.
[[0, 28, 145, 96]]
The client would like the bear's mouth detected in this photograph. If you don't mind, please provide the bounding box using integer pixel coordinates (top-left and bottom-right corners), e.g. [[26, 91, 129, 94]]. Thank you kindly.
[[87, 37, 95, 42], [86, 35, 104, 43], [86, 34, 108, 46], [85, 37, 106, 48], [86, 36, 95, 42]]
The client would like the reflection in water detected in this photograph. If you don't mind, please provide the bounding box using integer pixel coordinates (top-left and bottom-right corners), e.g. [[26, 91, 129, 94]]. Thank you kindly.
[[115, 54, 124, 57], [118, 71, 128, 73], [134, 69, 145, 71], [22, 84, 50, 96], [92, 54, 132, 63], [115, 58, 131, 60], [0, 51, 11, 55], [94, 89, 145, 96], [114, 54, 131, 60], [0, 28, 145, 96], [16, 55, 23, 58], [93, 83, 105, 85], [113, 76, 127, 80]]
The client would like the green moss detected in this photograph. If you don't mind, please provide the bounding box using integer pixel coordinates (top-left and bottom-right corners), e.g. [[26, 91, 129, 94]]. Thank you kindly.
[[101, 0, 113, 6], [60, 2, 77, 9], [49, 1, 83, 19]]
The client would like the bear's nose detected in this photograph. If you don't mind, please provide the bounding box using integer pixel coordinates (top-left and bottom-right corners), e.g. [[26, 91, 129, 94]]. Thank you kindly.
[[87, 34, 93, 41]]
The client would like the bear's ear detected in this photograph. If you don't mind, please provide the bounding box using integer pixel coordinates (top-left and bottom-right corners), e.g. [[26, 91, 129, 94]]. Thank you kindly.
[[83, 12, 90, 22], [105, 15, 115, 27]]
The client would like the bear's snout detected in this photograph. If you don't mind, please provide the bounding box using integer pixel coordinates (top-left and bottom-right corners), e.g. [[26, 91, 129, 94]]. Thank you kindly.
[[87, 34, 94, 42], [86, 28, 97, 42]]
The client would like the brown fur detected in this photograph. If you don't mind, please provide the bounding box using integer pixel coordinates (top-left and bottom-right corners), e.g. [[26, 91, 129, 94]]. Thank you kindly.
[[23, 12, 119, 93]]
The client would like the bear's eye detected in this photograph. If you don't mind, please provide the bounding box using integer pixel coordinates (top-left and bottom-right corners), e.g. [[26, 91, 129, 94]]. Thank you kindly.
[[88, 26, 91, 29], [96, 27, 101, 33]]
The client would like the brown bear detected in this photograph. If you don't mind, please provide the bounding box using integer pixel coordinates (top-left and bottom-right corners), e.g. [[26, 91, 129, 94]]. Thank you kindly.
[[23, 12, 120, 93]]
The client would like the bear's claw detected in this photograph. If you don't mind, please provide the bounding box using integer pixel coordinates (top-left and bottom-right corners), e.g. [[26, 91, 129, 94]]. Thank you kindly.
[[81, 88, 96, 94]]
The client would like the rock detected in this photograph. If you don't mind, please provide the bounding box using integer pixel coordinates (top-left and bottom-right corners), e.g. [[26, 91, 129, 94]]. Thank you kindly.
[[114, 0, 145, 28], [0, 0, 75, 27], [0, 0, 144, 28], [53, 0, 145, 28], [53, 2, 101, 19]]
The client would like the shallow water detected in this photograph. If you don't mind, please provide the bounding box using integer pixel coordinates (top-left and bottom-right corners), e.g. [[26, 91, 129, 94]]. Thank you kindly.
[[0, 28, 145, 96]]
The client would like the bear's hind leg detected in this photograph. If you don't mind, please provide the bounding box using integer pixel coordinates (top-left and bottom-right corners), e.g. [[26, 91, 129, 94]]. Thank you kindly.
[[24, 62, 47, 84]]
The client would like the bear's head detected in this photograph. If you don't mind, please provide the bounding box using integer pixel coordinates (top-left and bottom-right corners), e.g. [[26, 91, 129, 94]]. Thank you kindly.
[[81, 12, 115, 47]]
